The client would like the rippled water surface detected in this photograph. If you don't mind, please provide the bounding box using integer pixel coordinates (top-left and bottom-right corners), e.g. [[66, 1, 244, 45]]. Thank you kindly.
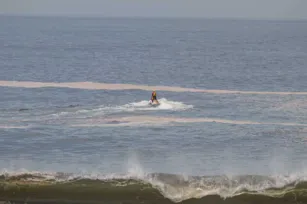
[[1, 16, 307, 203]]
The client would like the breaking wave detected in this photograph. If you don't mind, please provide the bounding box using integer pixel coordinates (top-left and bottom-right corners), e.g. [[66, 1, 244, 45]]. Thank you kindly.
[[0, 171, 307, 204]]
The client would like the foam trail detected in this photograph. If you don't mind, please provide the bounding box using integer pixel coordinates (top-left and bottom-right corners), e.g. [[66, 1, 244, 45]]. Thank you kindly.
[[47, 98, 192, 120], [1, 80, 307, 95], [124, 98, 193, 111], [0, 125, 29, 129], [71, 116, 307, 127]]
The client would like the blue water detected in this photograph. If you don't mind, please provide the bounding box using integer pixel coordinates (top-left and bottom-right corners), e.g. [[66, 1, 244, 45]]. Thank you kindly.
[[1, 16, 307, 179]]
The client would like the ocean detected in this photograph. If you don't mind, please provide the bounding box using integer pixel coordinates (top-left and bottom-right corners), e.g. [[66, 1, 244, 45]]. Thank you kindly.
[[1, 15, 307, 204]]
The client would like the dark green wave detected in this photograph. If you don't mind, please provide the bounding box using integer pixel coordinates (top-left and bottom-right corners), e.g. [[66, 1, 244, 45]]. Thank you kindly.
[[0, 173, 307, 204]]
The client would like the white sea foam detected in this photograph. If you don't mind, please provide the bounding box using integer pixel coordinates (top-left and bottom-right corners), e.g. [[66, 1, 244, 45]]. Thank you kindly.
[[1, 164, 307, 202], [122, 98, 193, 111], [48, 98, 192, 120], [0, 125, 30, 129], [71, 115, 307, 127]]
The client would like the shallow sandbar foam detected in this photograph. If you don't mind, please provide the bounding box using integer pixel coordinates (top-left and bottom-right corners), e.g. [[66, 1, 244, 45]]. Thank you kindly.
[[1, 80, 307, 95], [0, 125, 29, 129], [71, 116, 307, 127]]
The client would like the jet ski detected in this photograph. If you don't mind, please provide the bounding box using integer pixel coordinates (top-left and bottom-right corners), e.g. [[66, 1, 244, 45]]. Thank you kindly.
[[149, 100, 160, 107]]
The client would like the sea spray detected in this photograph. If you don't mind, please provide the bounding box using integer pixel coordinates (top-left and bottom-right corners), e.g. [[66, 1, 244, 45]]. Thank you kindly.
[[1, 171, 307, 203]]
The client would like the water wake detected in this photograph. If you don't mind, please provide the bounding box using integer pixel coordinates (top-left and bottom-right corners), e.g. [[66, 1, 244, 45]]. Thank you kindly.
[[49, 98, 192, 119], [120, 98, 193, 111]]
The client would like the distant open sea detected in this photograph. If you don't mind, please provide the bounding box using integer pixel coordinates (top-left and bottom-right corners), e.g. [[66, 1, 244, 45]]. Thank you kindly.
[[1, 15, 307, 204]]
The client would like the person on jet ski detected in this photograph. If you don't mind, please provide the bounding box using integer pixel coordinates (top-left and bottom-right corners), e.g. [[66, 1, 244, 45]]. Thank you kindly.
[[151, 91, 158, 103]]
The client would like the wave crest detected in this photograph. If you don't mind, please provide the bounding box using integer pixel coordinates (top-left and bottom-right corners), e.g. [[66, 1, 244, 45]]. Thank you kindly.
[[1, 171, 307, 203]]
